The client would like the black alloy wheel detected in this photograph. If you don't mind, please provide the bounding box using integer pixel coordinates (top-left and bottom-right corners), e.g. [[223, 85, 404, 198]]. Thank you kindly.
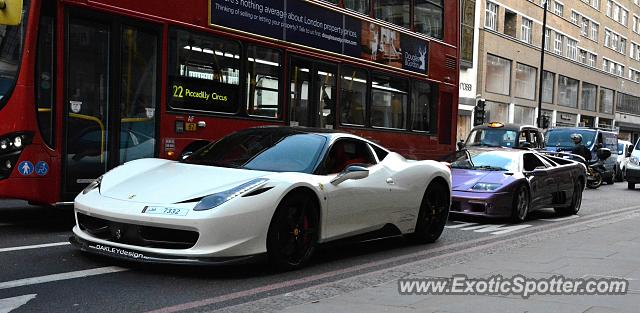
[[267, 192, 319, 270], [511, 185, 529, 223], [554, 181, 583, 216], [409, 182, 450, 244]]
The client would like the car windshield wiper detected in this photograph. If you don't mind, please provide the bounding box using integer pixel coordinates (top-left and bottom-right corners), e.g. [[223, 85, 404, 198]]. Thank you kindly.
[[472, 165, 507, 171]]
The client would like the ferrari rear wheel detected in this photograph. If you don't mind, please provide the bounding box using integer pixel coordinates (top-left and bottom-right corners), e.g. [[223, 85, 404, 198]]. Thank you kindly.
[[554, 181, 583, 216], [267, 192, 319, 271], [409, 182, 450, 244], [511, 186, 529, 223]]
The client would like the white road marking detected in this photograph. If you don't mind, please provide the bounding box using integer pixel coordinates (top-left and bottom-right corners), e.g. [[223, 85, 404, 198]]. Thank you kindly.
[[446, 222, 532, 235], [0, 267, 128, 290], [540, 214, 580, 222], [0, 294, 36, 313], [444, 222, 478, 229], [0, 242, 70, 253]]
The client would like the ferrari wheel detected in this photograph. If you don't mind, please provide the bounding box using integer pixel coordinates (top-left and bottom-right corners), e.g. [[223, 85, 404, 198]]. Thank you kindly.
[[267, 192, 319, 271], [554, 181, 583, 216], [409, 182, 450, 244], [511, 185, 529, 223]]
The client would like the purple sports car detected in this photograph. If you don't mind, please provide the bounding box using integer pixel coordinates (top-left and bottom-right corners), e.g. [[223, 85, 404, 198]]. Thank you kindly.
[[447, 148, 586, 222]]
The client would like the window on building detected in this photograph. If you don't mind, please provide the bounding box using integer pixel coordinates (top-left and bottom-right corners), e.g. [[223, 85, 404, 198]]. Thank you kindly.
[[504, 10, 517, 38], [415, 0, 444, 39], [344, 0, 369, 14], [579, 49, 587, 64], [485, 1, 498, 31], [554, 1, 564, 16], [515, 63, 536, 100], [580, 17, 589, 37], [617, 92, 640, 115], [581, 82, 597, 111], [542, 71, 554, 103], [486, 54, 511, 95], [590, 23, 599, 42], [631, 43, 640, 61], [557, 75, 578, 108], [370, 73, 408, 129], [554, 33, 563, 55], [588, 53, 597, 67], [521, 18, 532, 44], [513, 105, 535, 125], [460, 0, 476, 66], [633, 15, 640, 34], [629, 68, 640, 83], [566, 38, 577, 60], [484, 101, 509, 123], [544, 28, 551, 51], [599, 87, 614, 114], [375, 0, 410, 29], [571, 11, 579, 25], [606, 0, 628, 25]]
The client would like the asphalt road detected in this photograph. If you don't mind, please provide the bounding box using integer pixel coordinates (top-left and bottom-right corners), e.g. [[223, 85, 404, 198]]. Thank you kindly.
[[1, 183, 639, 313]]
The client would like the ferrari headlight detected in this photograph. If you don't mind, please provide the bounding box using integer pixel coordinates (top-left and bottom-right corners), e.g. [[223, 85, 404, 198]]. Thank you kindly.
[[193, 178, 268, 211], [471, 182, 502, 191], [82, 175, 103, 194], [630, 156, 640, 166]]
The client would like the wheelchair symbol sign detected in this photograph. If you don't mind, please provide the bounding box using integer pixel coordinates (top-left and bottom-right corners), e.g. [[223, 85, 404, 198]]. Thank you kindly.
[[35, 161, 49, 176], [18, 161, 34, 176]]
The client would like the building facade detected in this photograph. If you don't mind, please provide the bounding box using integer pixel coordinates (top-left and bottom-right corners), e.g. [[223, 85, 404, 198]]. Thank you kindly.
[[470, 0, 640, 142]]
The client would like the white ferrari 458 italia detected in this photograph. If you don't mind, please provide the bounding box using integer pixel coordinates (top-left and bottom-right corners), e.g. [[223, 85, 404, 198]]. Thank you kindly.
[[71, 127, 451, 269]]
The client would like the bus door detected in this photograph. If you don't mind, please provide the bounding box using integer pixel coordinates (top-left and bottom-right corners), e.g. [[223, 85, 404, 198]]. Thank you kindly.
[[288, 56, 337, 129], [62, 14, 160, 199]]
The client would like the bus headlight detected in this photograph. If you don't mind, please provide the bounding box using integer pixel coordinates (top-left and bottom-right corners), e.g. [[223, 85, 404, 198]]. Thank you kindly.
[[0, 133, 34, 180], [0, 139, 8, 150], [13, 136, 22, 148]]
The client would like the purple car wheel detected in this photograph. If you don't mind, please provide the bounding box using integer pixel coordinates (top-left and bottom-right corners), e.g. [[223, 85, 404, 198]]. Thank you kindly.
[[511, 186, 529, 223], [267, 192, 319, 270]]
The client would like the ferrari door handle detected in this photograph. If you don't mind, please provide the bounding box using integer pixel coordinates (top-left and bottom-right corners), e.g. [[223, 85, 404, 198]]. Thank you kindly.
[[386, 178, 394, 184]]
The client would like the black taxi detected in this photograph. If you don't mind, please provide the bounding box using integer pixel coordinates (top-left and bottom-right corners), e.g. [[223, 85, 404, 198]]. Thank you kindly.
[[460, 122, 545, 149]]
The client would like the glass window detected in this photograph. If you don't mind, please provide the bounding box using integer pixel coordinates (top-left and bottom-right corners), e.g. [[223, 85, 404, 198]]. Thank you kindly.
[[542, 71, 554, 103], [340, 67, 368, 126], [599, 87, 614, 114], [168, 29, 240, 113], [485, 1, 498, 31], [119, 26, 158, 163], [35, 0, 54, 148], [0, 0, 30, 111], [246, 46, 280, 118], [415, 0, 443, 39], [344, 0, 370, 15], [460, 0, 476, 65], [322, 139, 376, 174], [450, 150, 519, 172], [375, 0, 410, 29], [513, 105, 535, 125], [521, 18, 532, 44], [617, 93, 640, 115], [485, 54, 511, 95], [581, 82, 597, 111], [289, 61, 311, 126], [515, 63, 536, 100], [485, 101, 509, 123], [557, 75, 578, 108], [411, 81, 438, 133], [371, 74, 408, 129]]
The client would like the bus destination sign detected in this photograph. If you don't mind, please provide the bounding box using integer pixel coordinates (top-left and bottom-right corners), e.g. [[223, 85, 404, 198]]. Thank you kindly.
[[209, 0, 428, 74]]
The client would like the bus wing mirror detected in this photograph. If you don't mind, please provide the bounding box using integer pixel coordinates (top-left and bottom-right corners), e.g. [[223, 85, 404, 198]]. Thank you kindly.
[[0, 0, 24, 26]]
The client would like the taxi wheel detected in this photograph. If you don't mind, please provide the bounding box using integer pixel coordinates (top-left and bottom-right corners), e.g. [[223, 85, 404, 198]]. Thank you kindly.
[[267, 192, 319, 271]]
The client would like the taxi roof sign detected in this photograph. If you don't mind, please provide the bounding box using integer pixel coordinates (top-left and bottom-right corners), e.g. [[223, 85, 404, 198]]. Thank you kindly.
[[0, 0, 23, 26], [488, 122, 505, 128]]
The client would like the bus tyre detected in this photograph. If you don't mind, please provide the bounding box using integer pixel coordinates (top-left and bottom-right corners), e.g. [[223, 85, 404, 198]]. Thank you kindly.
[[409, 182, 450, 244]]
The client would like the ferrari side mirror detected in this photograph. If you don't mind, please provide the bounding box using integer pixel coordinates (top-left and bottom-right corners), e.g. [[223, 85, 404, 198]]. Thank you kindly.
[[331, 165, 369, 185]]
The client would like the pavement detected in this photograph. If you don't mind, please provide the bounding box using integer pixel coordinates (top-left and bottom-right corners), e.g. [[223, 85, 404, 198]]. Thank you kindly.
[[221, 210, 640, 313]]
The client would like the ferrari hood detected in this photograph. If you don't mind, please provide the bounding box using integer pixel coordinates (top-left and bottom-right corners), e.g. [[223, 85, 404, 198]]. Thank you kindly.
[[99, 159, 271, 203], [451, 168, 515, 191]]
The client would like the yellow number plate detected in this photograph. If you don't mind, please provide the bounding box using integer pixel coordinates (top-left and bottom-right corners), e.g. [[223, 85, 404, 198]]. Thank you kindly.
[[185, 123, 197, 131]]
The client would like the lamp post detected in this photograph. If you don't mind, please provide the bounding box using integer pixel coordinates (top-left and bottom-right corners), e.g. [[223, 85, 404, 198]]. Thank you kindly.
[[537, 0, 549, 128]]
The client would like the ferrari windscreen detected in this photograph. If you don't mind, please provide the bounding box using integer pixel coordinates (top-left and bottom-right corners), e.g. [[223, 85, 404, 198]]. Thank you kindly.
[[184, 129, 326, 173], [451, 150, 520, 172]]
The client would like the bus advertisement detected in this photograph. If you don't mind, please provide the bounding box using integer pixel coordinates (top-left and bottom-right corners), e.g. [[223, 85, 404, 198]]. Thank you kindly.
[[0, 0, 459, 205]]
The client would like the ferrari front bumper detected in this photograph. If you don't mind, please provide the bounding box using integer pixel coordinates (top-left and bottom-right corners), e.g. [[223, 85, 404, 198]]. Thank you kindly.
[[450, 191, 513, 218]]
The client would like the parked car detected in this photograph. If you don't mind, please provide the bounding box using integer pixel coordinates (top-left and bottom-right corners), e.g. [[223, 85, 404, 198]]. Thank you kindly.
[[70, 126, 452, 269], [459, 123, 544, 150], [626, 138, 640, 190], [446, 148, 586, 222], [545, 127, 618, 184], [616, 140, 634, 182]]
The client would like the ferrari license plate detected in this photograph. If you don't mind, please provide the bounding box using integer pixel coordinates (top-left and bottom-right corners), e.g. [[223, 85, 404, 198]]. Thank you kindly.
[[143, 206, 189, 216]]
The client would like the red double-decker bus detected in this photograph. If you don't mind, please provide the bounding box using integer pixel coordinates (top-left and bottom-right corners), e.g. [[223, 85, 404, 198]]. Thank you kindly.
[[0, 0, 458, 205]]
